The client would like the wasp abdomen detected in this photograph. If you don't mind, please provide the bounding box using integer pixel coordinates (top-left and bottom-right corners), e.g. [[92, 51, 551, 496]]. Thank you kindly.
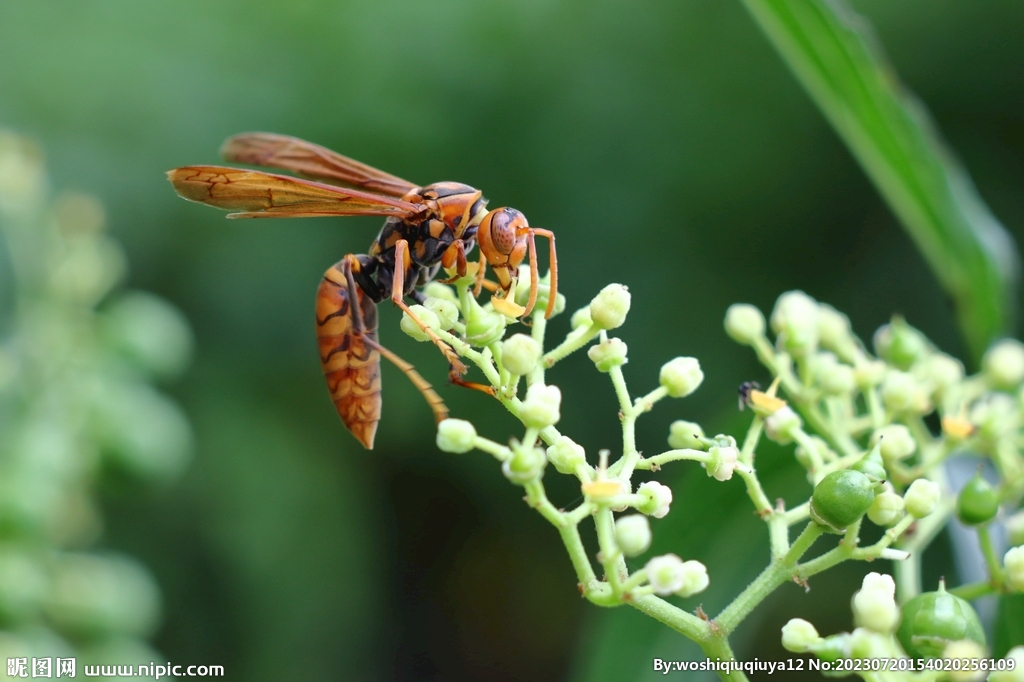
[[316, 263, 382, 449]]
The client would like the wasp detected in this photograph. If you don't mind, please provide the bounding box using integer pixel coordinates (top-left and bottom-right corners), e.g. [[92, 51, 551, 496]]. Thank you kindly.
[[167, 133, 557, 449]]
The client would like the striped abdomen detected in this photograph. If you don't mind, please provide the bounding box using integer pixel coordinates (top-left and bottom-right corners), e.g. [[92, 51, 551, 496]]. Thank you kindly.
[[316, 262, 381, 449]]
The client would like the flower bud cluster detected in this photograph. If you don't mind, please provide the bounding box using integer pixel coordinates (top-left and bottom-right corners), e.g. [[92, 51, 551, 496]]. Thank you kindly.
[[643, 554, 708, 597], [418, 242, 1023, 669], [729, 290, 1024, 601], [0, 134, 188, 666]]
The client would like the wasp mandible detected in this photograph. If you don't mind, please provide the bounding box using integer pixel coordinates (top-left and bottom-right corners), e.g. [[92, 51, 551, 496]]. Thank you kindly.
[[167, 133, 558, 448]]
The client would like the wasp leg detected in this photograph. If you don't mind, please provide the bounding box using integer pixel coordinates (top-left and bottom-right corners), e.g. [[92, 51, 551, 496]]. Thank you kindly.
[[520, 228, 558, 319], [472, 251, 487, 297], [449, 364, 496, 396], [391, 239, 468, 375], [437, 239, 469, 284], [369, 338, 450, 424]]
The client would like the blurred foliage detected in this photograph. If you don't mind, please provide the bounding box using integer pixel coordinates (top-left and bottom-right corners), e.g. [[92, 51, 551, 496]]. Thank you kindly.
[[1, 1, 1023, 681], [0, 132, 191, 676], [741, 0, 1019, 363]]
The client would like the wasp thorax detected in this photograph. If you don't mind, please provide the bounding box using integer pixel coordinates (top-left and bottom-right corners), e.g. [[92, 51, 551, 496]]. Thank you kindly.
[[422, 182, 487, 237]]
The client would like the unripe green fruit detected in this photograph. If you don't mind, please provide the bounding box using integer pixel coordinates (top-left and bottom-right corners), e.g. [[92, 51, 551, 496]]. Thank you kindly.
[[809, 470, 876, 533], [896, 583, 985, 659], [852, 444, 886, 483], [956, 472, 999, 526], [874, 317, 928, 370]]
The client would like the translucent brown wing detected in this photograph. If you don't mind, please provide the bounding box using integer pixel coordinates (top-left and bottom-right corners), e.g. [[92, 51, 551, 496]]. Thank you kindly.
[[167, 165, 425, 219], [221, 132, 418, 197]]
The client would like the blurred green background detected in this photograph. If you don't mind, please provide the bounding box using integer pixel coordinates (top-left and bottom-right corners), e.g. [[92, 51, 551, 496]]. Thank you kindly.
[[2, 1, 1023, 679]]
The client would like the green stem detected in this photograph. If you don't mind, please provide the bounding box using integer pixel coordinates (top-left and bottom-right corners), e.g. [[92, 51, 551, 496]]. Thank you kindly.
[[739, 416, 764, 466], [634, 448, 711, 470], [949, 580, 998, 601], [715, 561, 791, 635], [524, 479, 565, 526], [715, 523, 826, 633], [543, 323, 600, 367], [977, 525, 1004, 590], [594, 507, 624, 592], [735, 466, 773, 517]]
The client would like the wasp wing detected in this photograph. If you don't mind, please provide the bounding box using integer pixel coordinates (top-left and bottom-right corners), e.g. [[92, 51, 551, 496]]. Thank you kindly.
[[220, 133, 418, 197], [167, 165, 424, 219]]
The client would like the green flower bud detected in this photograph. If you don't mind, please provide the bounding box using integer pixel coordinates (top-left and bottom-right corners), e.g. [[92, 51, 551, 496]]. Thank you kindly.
[[848, 626, 891, 659], [587, 338, 628, 372], [989, 646, 1024, 682], [852, 572, 900, 634], [667, 420, 706, 450], [867, 489, 905, 527], [502, 444, 546, 485], [464, 306, 506, 346], [764, 406, 801, 445], [424, 296, 460, 330], [817, 304, 855, 359], [854, 359, 887, 389], [957, 471, 999, 526], [589, 284, 631, 330], [637, 481, 673, 518], [1004, 546, 1024, 592], [510, 267, 565, 317], [723, 304, 766, 345], [781, 618, 821, 653], [101, 292, 193, 380], [809, 470, 876, 533], [770, 291, 817, 333], [705, 445, 739, 482], [676, 560, 709, 598], [852, 443, 887, 483], [809, 633, 850, 665], [93, 382, 193, 483], [546, 436, 586, 475], [896, 582, 985, 659], [874, 316, 929, 370], [400, 305, 440, 342], [422, 281, 458, 303], [970, 393, 1018, 439], [881, 370, 929, 414], [815, 354, 855, 396], [519, 383, 562, 429], [645, 554, 685, 595], [570, 306, 593, 330], [45, 553, 161, 638], [614, 514, 652, 557], [904, 479, 940, 518], [794, 436, 830, 471], [983, 339, 1024, 390], [659, 357, 703, 398], [943, 640, 988, 682], [52, 233, 127, 306], [920, 353, 964, 397], [436, 419, 477, 454], [0, 547, 46, 622], [771, 291, 820, 356], [870, 425, 916, 461], [1006, 509, 1024, 547], [501, 334, 541, 376]]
